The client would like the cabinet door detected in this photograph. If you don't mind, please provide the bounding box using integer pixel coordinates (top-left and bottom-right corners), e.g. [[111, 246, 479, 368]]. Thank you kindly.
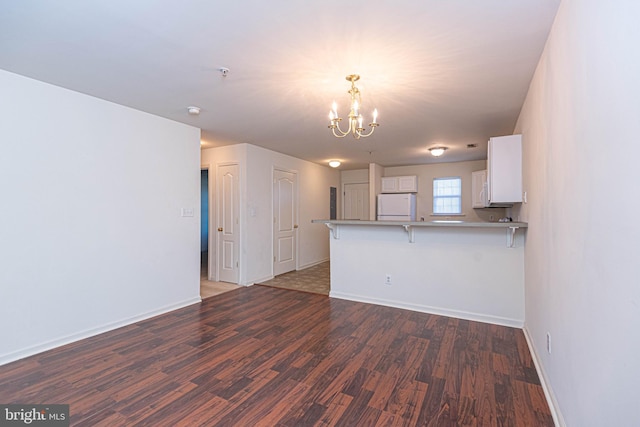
[[472, 170, 487, 208], [398, 176, 418, 192], [381, 177, 398, 193], [488, 135, 522, 203]]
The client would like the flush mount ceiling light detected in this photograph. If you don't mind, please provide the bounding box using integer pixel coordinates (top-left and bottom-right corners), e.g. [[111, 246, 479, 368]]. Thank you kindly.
[[429, 147, 448, 157], [187, 106, 201, 115], [328, 160, 341, 168], [328, 74, 379, 139]]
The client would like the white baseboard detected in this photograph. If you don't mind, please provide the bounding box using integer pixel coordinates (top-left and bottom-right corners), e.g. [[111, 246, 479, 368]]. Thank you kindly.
[[0, 296, 202, 366], [329, 291, 523, 328], [297, 258, 330, 270], [522, 327, 565, 427], [246, 275, 273, 286]]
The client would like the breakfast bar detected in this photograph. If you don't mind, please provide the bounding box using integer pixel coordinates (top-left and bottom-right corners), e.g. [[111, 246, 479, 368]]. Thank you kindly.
[[313, 220, 528, 327]]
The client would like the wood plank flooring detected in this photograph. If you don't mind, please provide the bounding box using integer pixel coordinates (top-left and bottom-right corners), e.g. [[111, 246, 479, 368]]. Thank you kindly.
[[0, 285, 553, 426]]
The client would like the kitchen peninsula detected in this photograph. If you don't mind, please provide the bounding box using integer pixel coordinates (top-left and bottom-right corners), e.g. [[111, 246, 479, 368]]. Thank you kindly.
[[313, 219, 527, 327]]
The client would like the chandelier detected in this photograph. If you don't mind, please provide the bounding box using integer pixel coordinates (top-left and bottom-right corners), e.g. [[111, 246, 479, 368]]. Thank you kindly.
[[328, 74, 379, 139]]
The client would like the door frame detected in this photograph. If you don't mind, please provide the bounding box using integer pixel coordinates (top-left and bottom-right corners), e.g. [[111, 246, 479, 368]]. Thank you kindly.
[[272, 166, 299, 276]]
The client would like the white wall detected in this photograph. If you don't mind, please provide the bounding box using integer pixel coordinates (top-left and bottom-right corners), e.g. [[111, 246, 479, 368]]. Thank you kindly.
[[0, 70, 201, 364], [384, 160, 504, 222], [340, 169, 369, 184], [202, 143, 339, 285], [513, 1, 640, 425]]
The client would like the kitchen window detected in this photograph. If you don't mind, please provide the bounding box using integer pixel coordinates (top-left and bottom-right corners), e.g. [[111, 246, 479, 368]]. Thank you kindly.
[[433, 177, 462, 214]]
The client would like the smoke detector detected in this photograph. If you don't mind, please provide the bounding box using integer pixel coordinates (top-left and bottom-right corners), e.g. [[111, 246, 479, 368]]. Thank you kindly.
[[187, 106, 201, 115], [218, 67, 230, 77]]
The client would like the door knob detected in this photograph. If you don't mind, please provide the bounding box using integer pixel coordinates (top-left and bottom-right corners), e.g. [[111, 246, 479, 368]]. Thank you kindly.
[[294, 224, 299, 229], [218, 227, 223, 232]]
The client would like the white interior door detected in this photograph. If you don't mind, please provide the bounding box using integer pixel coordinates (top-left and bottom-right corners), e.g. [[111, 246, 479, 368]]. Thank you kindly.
[[217, 164, 239, 283], [273, 169, 297, 276], [343, 183, 370, 220]]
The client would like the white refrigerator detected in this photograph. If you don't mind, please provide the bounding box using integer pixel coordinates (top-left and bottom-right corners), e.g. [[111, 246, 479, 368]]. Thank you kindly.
[[377, 193, 416, 221]]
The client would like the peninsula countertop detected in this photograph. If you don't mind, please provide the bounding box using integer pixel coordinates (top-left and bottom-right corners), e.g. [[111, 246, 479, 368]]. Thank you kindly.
[[314, 218, 527, 327], [312, 219, 528, 228]]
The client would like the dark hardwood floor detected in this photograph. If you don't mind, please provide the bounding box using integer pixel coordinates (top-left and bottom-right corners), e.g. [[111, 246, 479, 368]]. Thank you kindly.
[[0, 285, 553, 426]]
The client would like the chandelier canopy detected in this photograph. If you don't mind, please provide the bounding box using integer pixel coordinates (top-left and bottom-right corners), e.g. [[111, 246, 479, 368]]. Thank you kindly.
[[328, 74, 379, 139]]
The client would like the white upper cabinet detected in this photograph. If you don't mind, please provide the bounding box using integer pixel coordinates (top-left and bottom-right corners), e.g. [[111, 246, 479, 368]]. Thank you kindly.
[[381, 177, 398, 193], [398, 176, 418, 192], [487, 134, 522, 205], [381, 176, 418, 193]]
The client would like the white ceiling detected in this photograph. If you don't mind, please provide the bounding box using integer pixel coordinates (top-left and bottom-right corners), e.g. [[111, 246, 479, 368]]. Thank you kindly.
[[0, 1, 560, 170]]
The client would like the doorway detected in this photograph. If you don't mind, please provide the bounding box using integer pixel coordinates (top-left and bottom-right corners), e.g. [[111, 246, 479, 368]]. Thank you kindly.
[[200, 169, 209, 279], [200, 164, 241, 298]]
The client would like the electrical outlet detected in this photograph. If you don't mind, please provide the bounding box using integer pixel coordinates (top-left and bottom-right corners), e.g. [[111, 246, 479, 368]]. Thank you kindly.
[[546, 332, 551, 354], [385, 274, 392, 286]]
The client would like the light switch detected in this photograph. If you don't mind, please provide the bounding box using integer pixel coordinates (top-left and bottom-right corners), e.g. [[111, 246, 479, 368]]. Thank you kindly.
[[181, 207, 194, 217]]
